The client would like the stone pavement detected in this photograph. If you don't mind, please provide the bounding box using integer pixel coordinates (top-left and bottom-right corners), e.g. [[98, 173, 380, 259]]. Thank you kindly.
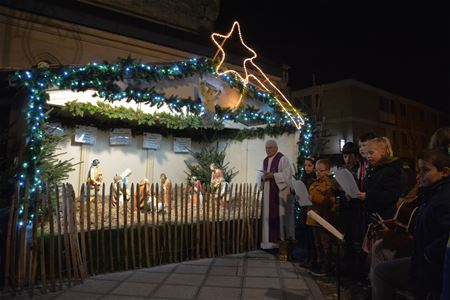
[[6, 250, 324, 300]]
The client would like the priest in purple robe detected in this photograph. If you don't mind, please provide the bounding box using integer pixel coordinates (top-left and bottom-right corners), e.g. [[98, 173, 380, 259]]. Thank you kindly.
[[258, 140, 295, 250]]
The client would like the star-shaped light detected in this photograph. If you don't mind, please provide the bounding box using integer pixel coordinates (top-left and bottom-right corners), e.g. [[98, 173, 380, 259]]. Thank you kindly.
[[211, 21, 304, 129]]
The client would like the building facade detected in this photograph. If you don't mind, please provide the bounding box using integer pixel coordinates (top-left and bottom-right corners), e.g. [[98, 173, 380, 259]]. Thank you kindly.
[[292, 79, 450, 160]]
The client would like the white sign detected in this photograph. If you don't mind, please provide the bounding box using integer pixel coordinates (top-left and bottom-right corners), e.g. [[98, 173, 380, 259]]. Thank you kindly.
[[173, 137, 191, 153], [143, 133, 162, 149], [75, 125, 97, 144], [110, 128, 132, 145]]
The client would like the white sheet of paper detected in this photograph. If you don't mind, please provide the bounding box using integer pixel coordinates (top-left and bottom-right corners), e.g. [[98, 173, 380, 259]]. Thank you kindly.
[[307, 210, 344, 242], [334, 168, 360, 198], [291, 179, 311, 206], [256, 170, 264, 190]]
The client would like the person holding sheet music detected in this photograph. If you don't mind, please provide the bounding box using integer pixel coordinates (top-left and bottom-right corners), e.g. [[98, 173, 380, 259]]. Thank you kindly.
[[259, 139, 294, 250], [357, 137, 401, 220], [298, 156, 317, 268], [357, 132, 377, 190], [340, 142, 367, 279], [306, 159, 337, 276]]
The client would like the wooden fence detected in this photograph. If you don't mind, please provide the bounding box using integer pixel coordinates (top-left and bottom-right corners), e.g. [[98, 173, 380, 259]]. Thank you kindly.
[[3, 181, 262, 296]]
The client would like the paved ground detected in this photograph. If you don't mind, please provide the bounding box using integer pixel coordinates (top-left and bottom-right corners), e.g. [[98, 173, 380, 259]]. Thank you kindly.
[[4, 250, 324, 300]]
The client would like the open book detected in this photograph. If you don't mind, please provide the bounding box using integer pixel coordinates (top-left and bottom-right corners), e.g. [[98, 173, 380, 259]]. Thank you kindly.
[[307, 210, 344, 242]]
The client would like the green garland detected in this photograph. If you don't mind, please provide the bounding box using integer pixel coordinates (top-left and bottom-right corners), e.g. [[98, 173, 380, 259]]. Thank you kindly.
[[62, 100, 208, 130], [57, 100, 295, 140]]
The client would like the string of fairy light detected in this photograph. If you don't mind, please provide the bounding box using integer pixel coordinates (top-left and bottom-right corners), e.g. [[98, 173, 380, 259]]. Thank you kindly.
[[294, 117, 313, 222], [298, 117, 313, 161], [12, 56, 306, 226], [211, 21, 305, 129]]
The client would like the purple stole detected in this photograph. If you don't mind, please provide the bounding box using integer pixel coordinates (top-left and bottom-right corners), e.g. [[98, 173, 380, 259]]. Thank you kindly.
[[263, 152, 284, 242]]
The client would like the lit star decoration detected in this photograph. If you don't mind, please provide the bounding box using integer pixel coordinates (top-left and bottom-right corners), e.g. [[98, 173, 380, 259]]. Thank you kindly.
[[11, 56, 309, 226], [211, 21, 305, 130]]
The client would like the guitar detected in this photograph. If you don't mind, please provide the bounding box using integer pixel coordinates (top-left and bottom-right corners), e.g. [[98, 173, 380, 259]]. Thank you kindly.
[[374, 195, 421, 258], [366, 186, 421, 257]]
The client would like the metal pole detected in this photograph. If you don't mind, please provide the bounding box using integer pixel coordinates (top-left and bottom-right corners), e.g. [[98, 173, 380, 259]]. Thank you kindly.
[[337, 242, 341, 300]]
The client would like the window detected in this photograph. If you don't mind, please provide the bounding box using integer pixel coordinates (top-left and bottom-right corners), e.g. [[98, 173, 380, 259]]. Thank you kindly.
[[401, 132, 408, 146], [392, 130, 397, 146], [379, 96, 395, 113], [419, 111, 425, 121], [303, 95, 312, 109], [390, 100, 396, 114], [400, 103, 407, 117], [379, 97, 389, 112]]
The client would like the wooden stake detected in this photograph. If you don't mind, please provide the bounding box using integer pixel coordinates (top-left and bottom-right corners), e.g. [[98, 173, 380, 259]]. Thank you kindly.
[[86, 184, 93, 275], [236, 184, 242, 253], [216, 185, 221, 256], [29, 191, 39, 296], [136, 183, 142, 268], [205, 187, 211, 257], [174, 184, 178, 262], [17, 182, 29, 289], [190, 184, 194, 260], [196, 186, 201, 259], [3, 184, 18, 292], [130, 183, 136, 269], [232, 184, 238, 253], [144, 183, 150, 267], [40, 186, 48, 293], [94, 185, 99, 274], [115, 183, 121, 271], [55, 185, 63, 289], [221, 184, 228, 255], [108, 184, 114, 272], [79, 184, 87, 274], [47, 185, 56, 291], [179, 183, 184, 261], [123, 184, 128, 271], [226, 184, 232, 255], [168, 186, 173, 263], [151, 184, 156, 265], [101, 183, 106, 273], [202, 184, 206, 258]]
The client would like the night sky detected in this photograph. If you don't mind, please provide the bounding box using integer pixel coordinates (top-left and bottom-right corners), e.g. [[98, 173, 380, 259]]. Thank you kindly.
[[215, 1, 450, 114]]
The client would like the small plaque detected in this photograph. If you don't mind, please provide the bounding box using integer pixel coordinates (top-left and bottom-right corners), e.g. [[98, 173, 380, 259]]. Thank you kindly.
[[143, 133, 162, 149], [173, 137, 191, 153], [75, 125, 97, 144], [110, 128, 132, 145]]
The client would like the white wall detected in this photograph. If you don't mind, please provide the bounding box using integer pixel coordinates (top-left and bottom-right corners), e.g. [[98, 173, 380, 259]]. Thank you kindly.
[[57, 128, 299, 194]]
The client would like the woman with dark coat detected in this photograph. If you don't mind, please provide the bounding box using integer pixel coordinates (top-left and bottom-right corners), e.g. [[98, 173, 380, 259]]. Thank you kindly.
[[357, 137, 402, 220]]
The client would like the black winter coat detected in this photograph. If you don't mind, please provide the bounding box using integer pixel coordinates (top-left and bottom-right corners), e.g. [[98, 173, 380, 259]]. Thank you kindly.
[[411, 177, 450, 296], [364, 158, 402, 219]]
